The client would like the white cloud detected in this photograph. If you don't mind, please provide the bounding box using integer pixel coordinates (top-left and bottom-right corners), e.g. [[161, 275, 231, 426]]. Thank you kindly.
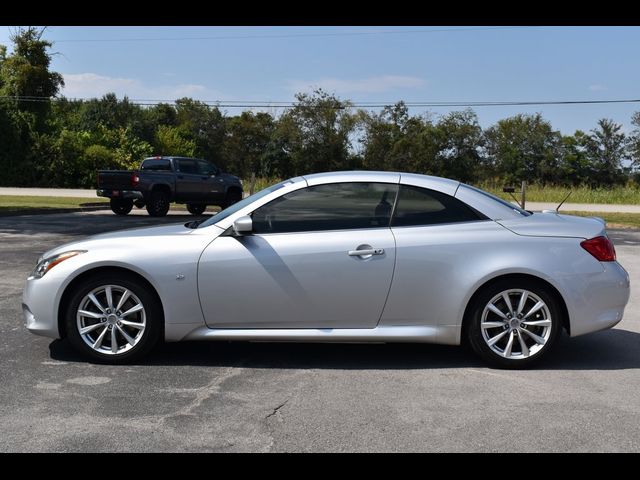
[[287, 75, 425, 95], [61, 73, 225, 101], [589, 84, 607, 92]]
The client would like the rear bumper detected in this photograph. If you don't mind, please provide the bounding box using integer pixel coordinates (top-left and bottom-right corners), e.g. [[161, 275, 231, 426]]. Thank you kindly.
[[564, 261, 630, 337], [97, 189, 144, 200]]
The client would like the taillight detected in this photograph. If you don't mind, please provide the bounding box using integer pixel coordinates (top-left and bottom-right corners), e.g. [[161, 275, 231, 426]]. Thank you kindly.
[[580, 236, 616, 262], [131, 173, 140, 186]]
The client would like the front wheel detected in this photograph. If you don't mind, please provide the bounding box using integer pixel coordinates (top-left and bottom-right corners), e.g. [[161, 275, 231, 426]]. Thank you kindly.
[[146, 191, 170, 217], [110, 198, 133, 215], [221, 189, 242, 209], [64, 274, 162, 364], [186, 203, 207, 215], [466, 279, 562, 369]]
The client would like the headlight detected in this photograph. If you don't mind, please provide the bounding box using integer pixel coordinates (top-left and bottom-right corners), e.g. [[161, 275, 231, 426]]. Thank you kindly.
[[30, 250, 87, 279]]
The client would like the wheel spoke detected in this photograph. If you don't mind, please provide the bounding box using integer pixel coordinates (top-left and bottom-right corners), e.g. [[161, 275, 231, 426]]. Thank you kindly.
[[487, 303, 508, 319], [519, 327, 546, 345], [502, 292, 514, 315], [111, 327, 118, 353], [115, 289, 131, 312], [481, 321, 506, 329], [487, 329, 509, 346], [78, 309, 103, 319], [523, 301, 545, 319], [116, 325, 136, 346], [522, 319, 552, 327], [92, 326, 109, 349], [80, 323, 104, 335], [503, 331, 515, 357], [121, 303, 143, 317], [517, 332, 530, 357], [88, 293, 106, 314], [105, 286, 114, 310], [516, 291, 528, 316], [120, 319, 145, 330]]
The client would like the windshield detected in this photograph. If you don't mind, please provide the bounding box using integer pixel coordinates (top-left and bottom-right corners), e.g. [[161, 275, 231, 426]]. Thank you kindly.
[[197, 179, 294, 228], [462, 184, 532, 217]]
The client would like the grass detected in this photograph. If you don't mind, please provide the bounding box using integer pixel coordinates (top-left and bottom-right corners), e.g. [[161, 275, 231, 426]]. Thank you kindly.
[[561, 211, 640, 229], [0, 195, 108, 212], [481, 184, 640, 205]]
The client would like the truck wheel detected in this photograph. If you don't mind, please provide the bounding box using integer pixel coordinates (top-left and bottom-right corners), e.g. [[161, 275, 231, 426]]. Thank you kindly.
[[110, 198, 133, 216], [222, 189, 242, 209], [186, 203, 207, 215], [133, 199, 146, 209], [146, 191, 170, 217]]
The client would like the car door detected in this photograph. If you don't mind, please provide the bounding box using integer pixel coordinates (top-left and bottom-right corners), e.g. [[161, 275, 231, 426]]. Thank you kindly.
[[198, 181, 399, 329], [174, 158, 203, 201], [197, 160, 226, 203]]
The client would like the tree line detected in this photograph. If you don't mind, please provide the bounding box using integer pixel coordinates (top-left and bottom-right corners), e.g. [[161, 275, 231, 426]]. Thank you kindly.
[[1, 27, 640, 189]]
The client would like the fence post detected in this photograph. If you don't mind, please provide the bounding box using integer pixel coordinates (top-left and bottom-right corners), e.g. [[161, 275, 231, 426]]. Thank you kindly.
[[249, 172, 256, 196], [521, 181, 526, 210]]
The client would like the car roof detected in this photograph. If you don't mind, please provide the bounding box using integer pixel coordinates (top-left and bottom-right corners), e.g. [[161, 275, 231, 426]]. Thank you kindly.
[[301, 170, 460, 196]]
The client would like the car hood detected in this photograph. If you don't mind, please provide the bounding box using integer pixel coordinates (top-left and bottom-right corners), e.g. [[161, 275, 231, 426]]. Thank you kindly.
[[41, 223, 197, 259], [496, 212, 606, 239]]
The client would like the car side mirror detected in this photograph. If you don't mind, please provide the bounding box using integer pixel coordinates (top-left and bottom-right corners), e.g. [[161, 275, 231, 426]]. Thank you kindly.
[[232, 215, 253, 235]]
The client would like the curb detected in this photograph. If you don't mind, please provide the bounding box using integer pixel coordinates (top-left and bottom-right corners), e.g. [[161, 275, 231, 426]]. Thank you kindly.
[[0, 205, 109, 217]]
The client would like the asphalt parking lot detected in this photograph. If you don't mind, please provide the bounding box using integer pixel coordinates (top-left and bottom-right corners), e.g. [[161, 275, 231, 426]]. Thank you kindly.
[[0, 210, 639, 452]]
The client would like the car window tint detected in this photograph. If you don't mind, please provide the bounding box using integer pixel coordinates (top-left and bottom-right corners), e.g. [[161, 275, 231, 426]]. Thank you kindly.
[[198, 160, 217, 175], [391, 185, 485, 227], [176, 159, 198, 174], [252, 182, 398, 233], [140, 159, 171, 171]]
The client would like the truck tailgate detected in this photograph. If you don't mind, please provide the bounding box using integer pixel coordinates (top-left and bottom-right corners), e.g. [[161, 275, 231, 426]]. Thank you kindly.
[[98, 171, 135, 190]]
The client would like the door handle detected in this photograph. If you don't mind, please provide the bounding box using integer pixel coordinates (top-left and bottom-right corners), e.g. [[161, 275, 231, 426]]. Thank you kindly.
[[348, 248, 384, 256]]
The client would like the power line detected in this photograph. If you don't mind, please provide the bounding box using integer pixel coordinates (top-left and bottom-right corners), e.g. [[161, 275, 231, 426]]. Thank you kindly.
[[49, 26, 543, 43], [2, 95, 640, 109]]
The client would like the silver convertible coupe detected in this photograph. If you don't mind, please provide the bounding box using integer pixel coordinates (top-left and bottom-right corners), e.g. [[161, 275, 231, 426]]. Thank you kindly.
[[23, 171, 630, 368]]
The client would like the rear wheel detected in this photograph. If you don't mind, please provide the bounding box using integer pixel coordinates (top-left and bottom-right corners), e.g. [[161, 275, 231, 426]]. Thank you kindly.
[[146, 191, 170, 217], [186, 203, 207, 215], [64, 274, 162, 364], [466, 279, 562, 369], [110, 198, 133, 215]]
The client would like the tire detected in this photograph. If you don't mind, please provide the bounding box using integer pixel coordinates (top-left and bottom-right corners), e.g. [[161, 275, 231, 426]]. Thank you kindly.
[[64, 273, 162, 364], [133, 199, 146, 209], [145, 191, 170, 217], [186, 203, 207, 215], [221, 189, 242, 209], [110, 198, 133, 216], [466, 278, 562, 369]]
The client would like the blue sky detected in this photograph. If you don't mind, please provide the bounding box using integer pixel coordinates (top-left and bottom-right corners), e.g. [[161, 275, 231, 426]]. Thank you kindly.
[[1, 25, 639, 134]]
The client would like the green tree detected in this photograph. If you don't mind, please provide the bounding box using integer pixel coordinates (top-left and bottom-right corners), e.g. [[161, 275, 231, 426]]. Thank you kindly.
[[223, 111, 275, 177], [628, 111, 640, 171], [583, 118, 627, 186], [435, 109, 484, 182], [484, 113, 562, 184], [280, 89, 359, 175], [0, 27, 64, 129], [154, 125, 196, 157]]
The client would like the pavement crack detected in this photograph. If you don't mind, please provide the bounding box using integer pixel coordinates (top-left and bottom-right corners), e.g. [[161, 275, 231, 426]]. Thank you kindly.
[[265, 399, 289, 419]]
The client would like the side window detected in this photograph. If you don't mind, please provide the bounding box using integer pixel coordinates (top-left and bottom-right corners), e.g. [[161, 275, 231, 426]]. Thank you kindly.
[[391, 185, 486, 227], [252, 182, 398, 234], [176, 159, 198, 174], [198, 160, 217, 176]]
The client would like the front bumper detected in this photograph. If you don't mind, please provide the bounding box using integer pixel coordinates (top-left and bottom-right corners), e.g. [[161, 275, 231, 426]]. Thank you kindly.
[[97, 189, 144, 200], [22, 275, 62, 339]]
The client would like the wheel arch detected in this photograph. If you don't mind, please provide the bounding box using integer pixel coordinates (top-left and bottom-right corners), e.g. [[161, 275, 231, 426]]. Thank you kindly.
[[460, 272, 571, 344], [149, 183, 172, 200], [57, 266, 165, 339]]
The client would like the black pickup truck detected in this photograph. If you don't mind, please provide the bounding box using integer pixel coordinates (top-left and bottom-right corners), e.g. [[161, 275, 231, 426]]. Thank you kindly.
[[97, 156, 243, 217]]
